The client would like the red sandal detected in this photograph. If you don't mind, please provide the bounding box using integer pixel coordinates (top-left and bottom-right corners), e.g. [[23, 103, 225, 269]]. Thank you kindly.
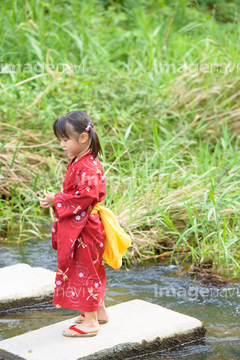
[[62, 325, 99, 337]]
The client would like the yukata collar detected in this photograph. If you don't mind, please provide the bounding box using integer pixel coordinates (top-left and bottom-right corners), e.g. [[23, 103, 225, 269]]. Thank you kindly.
[[70, 149, 92, 166]]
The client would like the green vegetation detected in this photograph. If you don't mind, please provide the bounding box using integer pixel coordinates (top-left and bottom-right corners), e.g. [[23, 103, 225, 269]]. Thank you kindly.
[[1, 0, 240, 279], [196, 0, 239, 22]]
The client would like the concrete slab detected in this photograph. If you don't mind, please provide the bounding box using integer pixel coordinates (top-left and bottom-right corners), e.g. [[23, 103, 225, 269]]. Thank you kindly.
[[0, 264, 55, 312], [0, 299, 206, 360]]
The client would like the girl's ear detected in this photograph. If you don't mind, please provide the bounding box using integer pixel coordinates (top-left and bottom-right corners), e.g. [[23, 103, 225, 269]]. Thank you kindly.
[[79, 132, 89, 143]]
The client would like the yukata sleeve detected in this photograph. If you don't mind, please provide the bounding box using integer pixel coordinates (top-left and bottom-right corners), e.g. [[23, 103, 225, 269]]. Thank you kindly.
[[51, 206, 58, 250], [53, 168, 104, 267]]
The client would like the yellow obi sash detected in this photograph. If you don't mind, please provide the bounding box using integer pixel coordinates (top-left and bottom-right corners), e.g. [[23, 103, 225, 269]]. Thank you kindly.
[[91, 204, 132, 270]]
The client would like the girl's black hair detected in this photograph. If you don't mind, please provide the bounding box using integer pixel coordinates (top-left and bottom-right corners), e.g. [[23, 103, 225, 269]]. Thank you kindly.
[[53, 111, 103, 158]]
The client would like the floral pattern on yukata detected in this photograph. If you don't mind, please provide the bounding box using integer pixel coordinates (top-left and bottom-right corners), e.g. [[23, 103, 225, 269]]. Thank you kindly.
[[52, 151, 107, 312]]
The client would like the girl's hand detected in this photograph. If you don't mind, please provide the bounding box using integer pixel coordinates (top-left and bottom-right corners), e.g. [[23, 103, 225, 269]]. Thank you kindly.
[[39, 191, 55, 208]]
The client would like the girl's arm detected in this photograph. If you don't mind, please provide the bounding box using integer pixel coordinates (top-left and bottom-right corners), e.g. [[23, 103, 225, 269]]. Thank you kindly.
[[39, 191, 55, 208], [54, 186, 98, 218], [53, 169, 106, 267], [54, 170, 104, 219]]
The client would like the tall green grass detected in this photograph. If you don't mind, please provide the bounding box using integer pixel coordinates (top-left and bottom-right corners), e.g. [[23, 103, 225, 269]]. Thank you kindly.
[[1, 0, 240, 278]]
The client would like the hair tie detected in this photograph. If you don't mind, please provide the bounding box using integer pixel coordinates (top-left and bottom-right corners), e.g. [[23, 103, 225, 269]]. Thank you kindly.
[[85, 125, 91, 131]]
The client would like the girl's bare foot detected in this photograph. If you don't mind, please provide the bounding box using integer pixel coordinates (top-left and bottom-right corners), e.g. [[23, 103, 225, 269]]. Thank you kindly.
[[97, 303, 109, 321], [76, 303, 109, 323], [64, 311, 100, 336]]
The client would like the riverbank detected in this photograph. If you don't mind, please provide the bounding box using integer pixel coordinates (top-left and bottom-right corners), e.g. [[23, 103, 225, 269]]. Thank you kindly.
[[1, 0, 240, 279]]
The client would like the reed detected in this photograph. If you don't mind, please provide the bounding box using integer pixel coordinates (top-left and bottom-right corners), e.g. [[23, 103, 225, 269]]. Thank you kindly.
[[1, 0, 240, 278]]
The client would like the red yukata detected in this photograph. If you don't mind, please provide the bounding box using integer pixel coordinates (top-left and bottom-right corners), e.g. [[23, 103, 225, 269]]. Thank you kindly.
[[51, 150, 106, 312]]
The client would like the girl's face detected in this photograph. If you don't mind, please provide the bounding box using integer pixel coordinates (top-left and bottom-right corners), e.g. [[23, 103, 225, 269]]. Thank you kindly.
[[60, 133, 89, 158]]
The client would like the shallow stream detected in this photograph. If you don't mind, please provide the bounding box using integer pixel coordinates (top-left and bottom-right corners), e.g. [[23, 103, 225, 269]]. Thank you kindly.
[[1, 236, 240, 360]]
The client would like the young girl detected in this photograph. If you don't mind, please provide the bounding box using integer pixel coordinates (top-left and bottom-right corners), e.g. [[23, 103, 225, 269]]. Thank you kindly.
[[39, 111, 110, 337]]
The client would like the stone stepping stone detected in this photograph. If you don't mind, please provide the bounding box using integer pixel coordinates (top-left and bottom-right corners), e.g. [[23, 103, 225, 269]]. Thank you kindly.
[[0, 299, 206, 360], [0, 263, 55, 313]]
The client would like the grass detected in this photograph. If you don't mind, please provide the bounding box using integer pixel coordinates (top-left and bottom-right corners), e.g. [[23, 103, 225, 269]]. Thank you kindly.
[[1, 0, 240, 279]]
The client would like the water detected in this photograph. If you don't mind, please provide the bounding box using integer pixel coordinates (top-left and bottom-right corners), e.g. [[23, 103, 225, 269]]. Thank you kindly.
[[1, 237, 240, 359]]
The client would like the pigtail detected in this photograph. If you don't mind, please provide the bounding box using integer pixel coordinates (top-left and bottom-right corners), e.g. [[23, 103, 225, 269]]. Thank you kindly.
[[88, 126, 103, 158]]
